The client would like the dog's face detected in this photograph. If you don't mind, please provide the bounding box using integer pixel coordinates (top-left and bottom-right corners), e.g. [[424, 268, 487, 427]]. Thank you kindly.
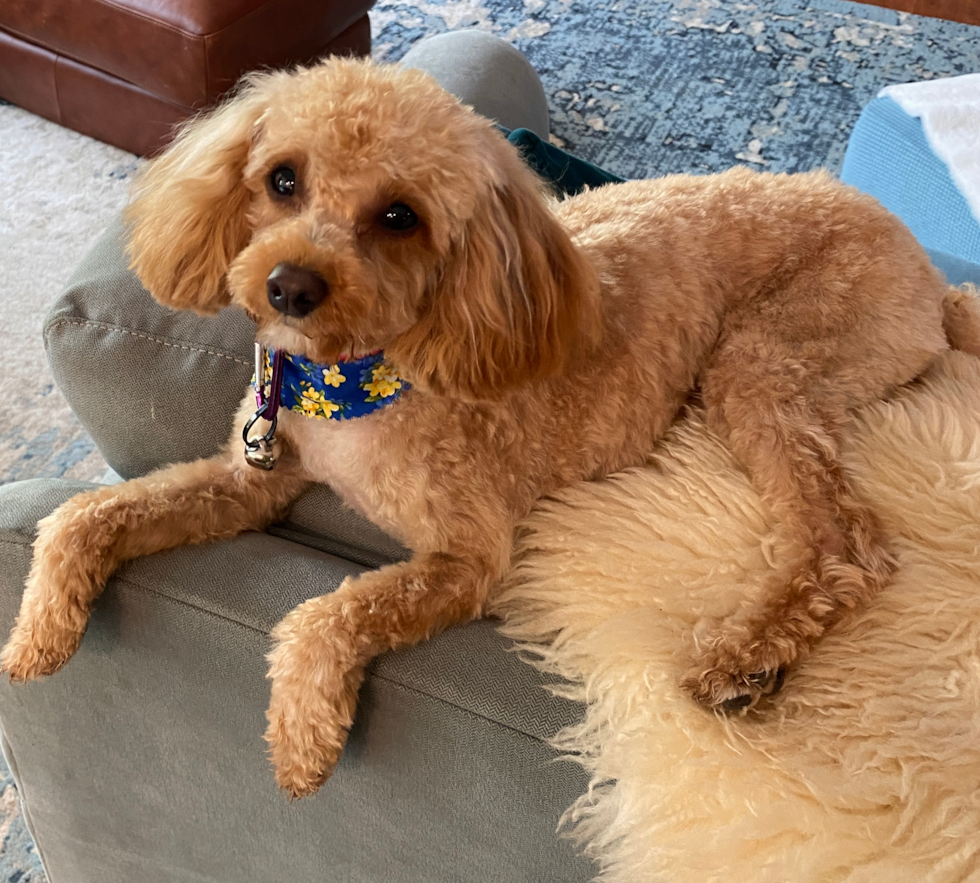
[[224, 62, 489, 365], [127, 58, 599, 398]]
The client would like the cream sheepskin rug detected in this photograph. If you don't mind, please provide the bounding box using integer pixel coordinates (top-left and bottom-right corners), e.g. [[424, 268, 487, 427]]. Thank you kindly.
[[492, 350, 980, 882]]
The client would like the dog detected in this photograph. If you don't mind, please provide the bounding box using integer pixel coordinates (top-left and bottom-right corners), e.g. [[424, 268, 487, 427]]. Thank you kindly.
[[3, 58, 979, 798]]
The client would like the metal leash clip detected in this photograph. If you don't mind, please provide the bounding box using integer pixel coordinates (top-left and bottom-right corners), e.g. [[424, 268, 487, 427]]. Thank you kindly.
[[243, 343, 285, 470]]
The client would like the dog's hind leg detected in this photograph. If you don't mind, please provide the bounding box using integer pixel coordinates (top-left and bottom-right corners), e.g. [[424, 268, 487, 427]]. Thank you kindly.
[[1, 430, 308, 682], [943, 284, 980, 357], [683, 340, 896, 711], [265, 545, 505, 797]]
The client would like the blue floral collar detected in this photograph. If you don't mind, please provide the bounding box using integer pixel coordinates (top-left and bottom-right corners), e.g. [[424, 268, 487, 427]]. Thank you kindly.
[[256, 348, 410, 421]]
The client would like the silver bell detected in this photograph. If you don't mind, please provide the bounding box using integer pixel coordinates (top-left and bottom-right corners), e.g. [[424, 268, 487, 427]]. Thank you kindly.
[[244, 436, 278, 470]]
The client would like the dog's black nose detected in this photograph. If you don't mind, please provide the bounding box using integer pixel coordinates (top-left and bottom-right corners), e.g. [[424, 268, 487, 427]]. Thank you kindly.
[[266, 263, 329, 318]]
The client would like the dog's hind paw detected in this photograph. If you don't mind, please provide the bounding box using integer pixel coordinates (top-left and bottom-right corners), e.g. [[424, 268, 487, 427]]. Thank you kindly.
[[682, 664, 786, 713], [682, 620, 799, 712]]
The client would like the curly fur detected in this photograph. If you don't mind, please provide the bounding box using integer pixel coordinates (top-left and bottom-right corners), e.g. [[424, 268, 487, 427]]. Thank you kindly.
[[3, 57, 979, 798]]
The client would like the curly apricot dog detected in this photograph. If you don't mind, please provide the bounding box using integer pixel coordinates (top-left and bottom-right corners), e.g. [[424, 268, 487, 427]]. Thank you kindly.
[[4, 58, 979, 797]]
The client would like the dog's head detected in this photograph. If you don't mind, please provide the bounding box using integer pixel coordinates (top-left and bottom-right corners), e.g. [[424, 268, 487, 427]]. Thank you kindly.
[[126, 58, 600, 399]]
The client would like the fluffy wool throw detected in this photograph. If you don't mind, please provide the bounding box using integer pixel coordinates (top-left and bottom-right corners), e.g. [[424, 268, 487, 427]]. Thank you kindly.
[[491, 351, 980, 882]]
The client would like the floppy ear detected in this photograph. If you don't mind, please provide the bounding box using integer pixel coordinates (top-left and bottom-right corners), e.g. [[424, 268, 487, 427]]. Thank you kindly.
[[389, 140, 602, 400], [125, 78, 271, 314]]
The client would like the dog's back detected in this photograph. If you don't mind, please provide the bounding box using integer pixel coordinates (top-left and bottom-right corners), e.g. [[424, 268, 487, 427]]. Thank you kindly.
[[541, 166, 965, 707]]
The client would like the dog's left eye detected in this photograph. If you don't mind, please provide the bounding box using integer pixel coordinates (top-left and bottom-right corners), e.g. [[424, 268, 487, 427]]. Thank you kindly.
[[379, 203, 419, 231], [269, 166, 296, 197]]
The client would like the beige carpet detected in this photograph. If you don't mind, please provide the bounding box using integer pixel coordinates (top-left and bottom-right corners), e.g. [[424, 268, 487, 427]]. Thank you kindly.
[[492, 350, 980, 882], [0, 101, 130, 485]]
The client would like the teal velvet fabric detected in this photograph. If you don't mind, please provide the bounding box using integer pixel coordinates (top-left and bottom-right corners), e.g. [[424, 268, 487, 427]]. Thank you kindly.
[[505, 127, 625, 196]]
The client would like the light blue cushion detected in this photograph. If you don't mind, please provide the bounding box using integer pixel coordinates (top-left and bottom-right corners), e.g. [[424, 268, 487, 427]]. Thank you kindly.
[[841, 95, 980, 266], [925, 247, 980, 287]]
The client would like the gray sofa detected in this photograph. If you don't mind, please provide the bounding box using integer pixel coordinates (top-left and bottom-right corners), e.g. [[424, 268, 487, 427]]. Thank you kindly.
[[0, 32, 596, 883], [0, 217, 595, 883]]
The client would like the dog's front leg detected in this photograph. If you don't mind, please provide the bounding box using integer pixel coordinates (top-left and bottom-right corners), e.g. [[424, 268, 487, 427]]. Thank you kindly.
[[1, 447, 308, 682], [265, 550, 499, 797]]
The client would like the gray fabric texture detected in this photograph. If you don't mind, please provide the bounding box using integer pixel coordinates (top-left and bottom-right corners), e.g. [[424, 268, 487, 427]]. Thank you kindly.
[[0, 479, 594, 883], [45, 216, 256, 478], [401, 30, 551, 137]]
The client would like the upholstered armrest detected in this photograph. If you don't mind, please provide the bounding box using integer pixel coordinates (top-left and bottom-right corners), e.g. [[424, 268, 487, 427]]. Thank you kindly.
[[0, 478, 593, 883]]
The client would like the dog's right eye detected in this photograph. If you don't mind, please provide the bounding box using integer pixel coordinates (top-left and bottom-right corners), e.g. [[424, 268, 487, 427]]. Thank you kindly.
[[269, 166, 296, 197], [379, 203, 419, 231]]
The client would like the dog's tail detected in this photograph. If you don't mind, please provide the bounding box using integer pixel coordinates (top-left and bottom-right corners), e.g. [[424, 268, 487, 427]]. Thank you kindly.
[[942, 284, 980, 357]]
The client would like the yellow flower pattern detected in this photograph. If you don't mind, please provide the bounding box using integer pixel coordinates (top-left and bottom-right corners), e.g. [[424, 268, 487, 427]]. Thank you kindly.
[[362, 363, 403, 402], [322, 365, 346, 388], [255, 349, 408, 422], [294, 384, 341, 419]]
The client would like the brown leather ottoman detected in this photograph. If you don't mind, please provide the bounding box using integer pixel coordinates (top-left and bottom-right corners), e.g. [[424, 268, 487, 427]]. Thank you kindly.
[[0, 0, 375, 156]]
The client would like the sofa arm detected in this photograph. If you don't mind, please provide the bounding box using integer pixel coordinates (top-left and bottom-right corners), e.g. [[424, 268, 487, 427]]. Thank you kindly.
[[0, 479, 593, 883], [44, 219, 256, 479]]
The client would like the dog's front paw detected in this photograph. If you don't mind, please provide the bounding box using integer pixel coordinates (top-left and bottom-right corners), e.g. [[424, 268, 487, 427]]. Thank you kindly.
[[264, 697, 345, 799], [682, 620, 799, 713], [3, 504, 107, 682], [1, 615, 83, 682], [264, 599, 362, 799]]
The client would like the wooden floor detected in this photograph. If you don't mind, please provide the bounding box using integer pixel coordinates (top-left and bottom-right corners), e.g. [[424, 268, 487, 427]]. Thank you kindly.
[[858, 0, 980, 26]]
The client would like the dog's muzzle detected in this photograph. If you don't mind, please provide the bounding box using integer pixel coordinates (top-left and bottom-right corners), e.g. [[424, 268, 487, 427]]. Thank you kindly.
[[267, 262, 329, 318]]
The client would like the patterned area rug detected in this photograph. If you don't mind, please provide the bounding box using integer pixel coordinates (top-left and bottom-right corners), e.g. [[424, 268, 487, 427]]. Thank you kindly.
[[0, 106, 134, 486], [1, 0, 979, 878]]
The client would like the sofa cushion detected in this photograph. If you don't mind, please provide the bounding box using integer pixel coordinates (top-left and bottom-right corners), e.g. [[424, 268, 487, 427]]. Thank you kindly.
[[925, 247, 980, 287], [45, 217, 257, 476], [841, 94, 980, 266]]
